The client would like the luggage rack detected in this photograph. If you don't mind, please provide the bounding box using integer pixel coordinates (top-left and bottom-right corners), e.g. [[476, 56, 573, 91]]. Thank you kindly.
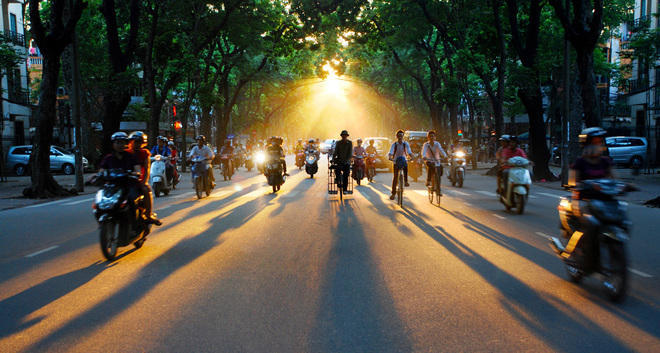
[[327, 160, 353, 195]]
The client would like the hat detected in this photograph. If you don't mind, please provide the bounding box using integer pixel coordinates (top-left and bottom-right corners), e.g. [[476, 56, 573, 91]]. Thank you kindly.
[[340, 130, 349, 136]]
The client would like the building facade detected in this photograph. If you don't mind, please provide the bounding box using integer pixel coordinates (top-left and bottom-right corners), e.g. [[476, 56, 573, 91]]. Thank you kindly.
[[0, 0, 31, 157]]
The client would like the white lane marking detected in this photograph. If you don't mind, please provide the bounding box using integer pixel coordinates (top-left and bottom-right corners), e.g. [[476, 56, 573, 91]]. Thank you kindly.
[[529, 195, 538, 198], [25, 199, 71, 209], [25, 246, 59, 258], [446, 189, 470, 196], [476, 190, 498, 197], [464, 202, 472, 207], [492, 214, 506, 220], [535, 232, 552, 239], [538, 192, 563, 199], [628, 268, 653, 278], [62, 197, 95, 206]]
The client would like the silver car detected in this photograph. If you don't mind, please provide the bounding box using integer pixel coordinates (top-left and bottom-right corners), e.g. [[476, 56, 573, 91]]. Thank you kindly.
[[606, 136, 647, 168], [5, 145, 89, 176]]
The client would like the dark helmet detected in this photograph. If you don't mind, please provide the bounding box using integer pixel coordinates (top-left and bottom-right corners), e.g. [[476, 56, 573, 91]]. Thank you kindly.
[[111, 131, 129, 141], [578, 127, 607, 147], [308, 138, 314, 143], [499, 134, 510, 141], [508, 136, 518, 144], [270, 136, 277, 142], [128, 131, 147, 147], [195, 135, 206, 143]]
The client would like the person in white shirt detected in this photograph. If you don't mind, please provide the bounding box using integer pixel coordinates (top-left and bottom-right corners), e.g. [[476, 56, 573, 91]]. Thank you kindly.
[[422, 130, 449, 193], [388, 129, 412, 200], [188, 135, 215, 184]]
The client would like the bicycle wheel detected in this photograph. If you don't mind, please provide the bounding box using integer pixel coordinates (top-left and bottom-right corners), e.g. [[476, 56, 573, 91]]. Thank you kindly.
[[428, 185, 434, 203], [397, 172, 403, 206]]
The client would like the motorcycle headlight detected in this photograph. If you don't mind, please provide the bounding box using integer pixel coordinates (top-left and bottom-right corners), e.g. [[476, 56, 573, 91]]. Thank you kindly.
[[307, 155, 315, 162], [96, 189, 122, 210], [154, 155, 162, 161], [455, 151, 465, 158], [255, 152, 266, 163]]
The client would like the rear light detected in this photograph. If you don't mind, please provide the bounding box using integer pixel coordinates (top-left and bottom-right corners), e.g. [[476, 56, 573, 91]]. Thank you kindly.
[[120, 200, 128, 209]]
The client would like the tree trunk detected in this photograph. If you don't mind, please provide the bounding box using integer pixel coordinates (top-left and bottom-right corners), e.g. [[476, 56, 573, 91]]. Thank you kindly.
[[25, 57, 73, 198], [518, 87, 555, 181], [576, 48, 601, 127]]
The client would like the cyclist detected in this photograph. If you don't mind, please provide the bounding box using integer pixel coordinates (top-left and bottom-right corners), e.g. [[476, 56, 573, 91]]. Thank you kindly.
[[332, 130, 353, 193], [388, 129, 412, 200], [422, 130, 448, 194]]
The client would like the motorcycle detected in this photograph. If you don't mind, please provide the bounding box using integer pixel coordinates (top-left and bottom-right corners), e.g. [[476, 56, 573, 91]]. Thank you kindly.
[[233, 151, 245, 169], [305, 150, 319, 178], [264, 155, 285, 193], [366, 153, 377, 182], [408, 153, 422, 182], [150, 154, 171, 197], [549, 179, 635, 302], [255, 150, 266, 173], [498, 156, 531, 214], [92, 169, 152, 260], [191, 155, 214, 199], [352, 155, 366, 185], [219, 154, 234, 181], [244, 151, 255, 172], [447, 150, 467, 187], [295, 150, 305, 169]]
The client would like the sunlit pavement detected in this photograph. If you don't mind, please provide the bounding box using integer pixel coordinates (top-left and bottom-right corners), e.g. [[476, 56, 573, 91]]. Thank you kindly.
[[1, 155, 659, 352]]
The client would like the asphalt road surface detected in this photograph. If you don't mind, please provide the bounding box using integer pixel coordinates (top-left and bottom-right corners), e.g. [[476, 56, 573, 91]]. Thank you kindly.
[[1, 156, 659, 352]]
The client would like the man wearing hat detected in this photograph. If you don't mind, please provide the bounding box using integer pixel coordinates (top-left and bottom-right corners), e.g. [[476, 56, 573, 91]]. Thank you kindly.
[[332, 130, 353, 192]]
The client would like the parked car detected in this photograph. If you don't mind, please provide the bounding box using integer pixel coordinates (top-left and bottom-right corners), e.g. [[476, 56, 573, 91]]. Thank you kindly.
[[363, 137, 392, 170], [320, 139, 337, 154], [606, 136, 647, 168], [5, 145, 89, 176]]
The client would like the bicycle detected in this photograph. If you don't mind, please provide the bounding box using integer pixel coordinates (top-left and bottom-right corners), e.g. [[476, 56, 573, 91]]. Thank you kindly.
[[328, 159, 352, 202], [390, 156, 406, 207], [427, 159, 444, 206]]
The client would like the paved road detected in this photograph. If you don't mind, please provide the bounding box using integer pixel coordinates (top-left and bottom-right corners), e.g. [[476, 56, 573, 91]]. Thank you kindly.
[[1, 156, 659, 352]]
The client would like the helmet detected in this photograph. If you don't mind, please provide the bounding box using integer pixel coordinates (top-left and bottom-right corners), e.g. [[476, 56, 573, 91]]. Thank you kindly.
[[160, 136, 169, 142], [196, 135, 206, 143], [270, 136, 277, 142], [225, 139, 231, 145], [128, 131, 147, 147], [111, 131, 128, 141], [308, 138, 314, 143], [578, 127, 607, 147], [168, 141, 174, 146], [357, 138, 362, 143], [499, 134, 510, 141], [509, 136, 518, 144], [298, 139, 302, 143]]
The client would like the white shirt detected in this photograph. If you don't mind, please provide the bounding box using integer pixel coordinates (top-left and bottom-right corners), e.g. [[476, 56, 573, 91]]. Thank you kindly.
[[422, 141, 448, 160], [388, 141, 412, 160], [189, 145, 215, 164]]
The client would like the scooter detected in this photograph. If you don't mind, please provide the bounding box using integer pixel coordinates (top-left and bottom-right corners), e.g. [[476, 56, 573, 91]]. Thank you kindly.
[[305, 150, 319, 178], [498, 156, 531, 214], [366, 153, 377, 182], [264, 156, 285, 193], [219, 154, 233, 181], [408, 153, 422, 182], [352, 155, 366, 186], [244, 151, 254, 171], [150, 154, 171, 197], [191, 156, 213, 199], [295, 150, 305, 169], [447, 150, 466, 187], [255, 150, 266, 173], [92, 169, 152, 261], [549, 179, 635, 302]]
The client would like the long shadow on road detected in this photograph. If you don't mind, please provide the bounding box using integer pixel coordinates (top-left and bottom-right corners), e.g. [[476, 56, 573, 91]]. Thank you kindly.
[[309, 200, 413, 353]]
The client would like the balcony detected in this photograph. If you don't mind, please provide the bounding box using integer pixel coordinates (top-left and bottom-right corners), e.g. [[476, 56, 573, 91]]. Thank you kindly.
[[7, 89, 30, 105], [627, 79, 649, 94], [28, 56, 43, 70], [628, 15, 652, 33], [1, 30, 25, 47]]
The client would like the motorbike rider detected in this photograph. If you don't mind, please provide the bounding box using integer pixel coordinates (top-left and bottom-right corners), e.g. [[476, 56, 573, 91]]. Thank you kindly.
[[295, 139, 305, 153], [496, 135, 510, 194], [189, 135, 215, 185], [167, 140, 179, 188], [128, 131, 162, 226], [365, 139, 379, 177], [550, 127, 616, 267], [353, 138, 366, 174], [422, 130, 449, 193], [151, 136, 174, 186], [266, 136, 288, 176], [332, 130, 353, 192], [91, 131, 141, 188], [219, 139, 235, 175], [500, 136, 527, 195], [306, 138, 319, 155], [388, 129, 412, 200]]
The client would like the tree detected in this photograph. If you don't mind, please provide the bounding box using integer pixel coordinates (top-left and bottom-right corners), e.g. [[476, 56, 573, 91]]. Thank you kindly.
[[26, 0, 87, 198]]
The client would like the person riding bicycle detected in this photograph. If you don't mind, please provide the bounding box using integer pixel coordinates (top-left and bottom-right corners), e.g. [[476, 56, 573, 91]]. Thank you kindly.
[[388, 129, 412, 200], [422, 130, 448, 194], [332, 130, 353, 193], [188, 135, 215, 185]]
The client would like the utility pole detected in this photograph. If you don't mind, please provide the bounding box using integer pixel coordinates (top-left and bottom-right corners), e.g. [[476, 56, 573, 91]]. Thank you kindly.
[[560, 0, 570, 187], [70, 0, 83, 192]]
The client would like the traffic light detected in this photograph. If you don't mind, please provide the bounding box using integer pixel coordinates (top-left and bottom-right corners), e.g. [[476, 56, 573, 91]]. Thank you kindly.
[[174, 121, 182, 130], [172, 105, 177, 117], [457, 129, 463, 137]]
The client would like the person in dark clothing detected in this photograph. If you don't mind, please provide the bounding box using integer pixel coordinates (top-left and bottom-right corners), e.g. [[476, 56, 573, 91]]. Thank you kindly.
[[332, 130, 353, 192]]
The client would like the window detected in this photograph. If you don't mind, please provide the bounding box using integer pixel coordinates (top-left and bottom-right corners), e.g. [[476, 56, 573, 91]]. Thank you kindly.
[[630, 138, 646, 146]]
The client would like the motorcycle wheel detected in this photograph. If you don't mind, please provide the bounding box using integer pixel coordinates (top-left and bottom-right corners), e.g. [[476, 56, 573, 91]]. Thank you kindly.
[[205, 182, 212, 196], [458, 173, 464, 188], [604, 242, 628, 302], [100, 221, 120, 260], [134, 237, 146, 249], [515, 193, 525, 214], [196, 178, 203, 199], [566, 264, 583, 284], [154, 183, 161, 197], [163, 189, 170, 196]]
